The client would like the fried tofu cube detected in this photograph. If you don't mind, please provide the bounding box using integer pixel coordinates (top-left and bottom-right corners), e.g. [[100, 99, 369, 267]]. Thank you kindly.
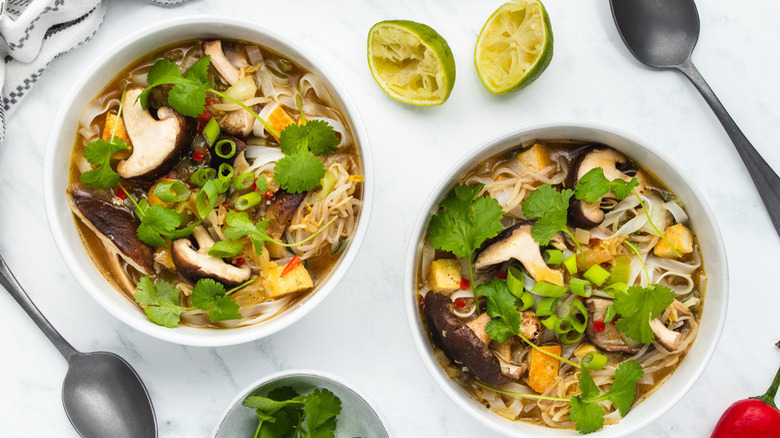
[[654, 223, 694, 258], [266, 261, 313, 298], [528, 345, 561, 393], [102, 112, 132, 145], [428, 259, 461, 292], [517, 144, 553, 174], [261, 102, 296, 140]]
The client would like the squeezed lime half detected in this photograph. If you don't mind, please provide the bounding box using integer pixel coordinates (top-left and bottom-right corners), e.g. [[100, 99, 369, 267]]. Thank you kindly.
[[475, 0, 553, 94], [368, 20, 456, 106]]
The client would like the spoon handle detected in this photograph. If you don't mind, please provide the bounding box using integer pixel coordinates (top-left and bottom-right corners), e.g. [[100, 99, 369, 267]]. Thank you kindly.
[[677, 59, 780, 236], [0, 255, 77, 359]]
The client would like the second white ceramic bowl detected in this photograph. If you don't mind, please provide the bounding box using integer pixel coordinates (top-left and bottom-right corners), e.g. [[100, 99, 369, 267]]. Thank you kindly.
[[43, 16, 373, 346], [405, 122, 727, 437]]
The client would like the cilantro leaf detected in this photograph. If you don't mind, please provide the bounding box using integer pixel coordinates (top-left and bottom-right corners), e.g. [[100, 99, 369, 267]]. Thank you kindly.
[[574, 168, 638, 203], [133, 276, 183, 328], [570, 361, 644, 433], [304, 389, 341, 433], [224, 210, 273, 255], [80, 137, 130, 189], [521, 184, 573, 245], [138, 56, 212, 117], [569, 396, 605, 434], [475, 278, 522, 335], [428, 184, 503, 259], [485, 318, 516, 343], [167, 82, 209, 117], [191, 278, 242, 322], [135, 203, 183, 248], [184, 55, 211, 83], [613, 284, 675, 344], [273, 151, 325, 194], [208, 240, 245, 258], [269, 386, 300, 401]]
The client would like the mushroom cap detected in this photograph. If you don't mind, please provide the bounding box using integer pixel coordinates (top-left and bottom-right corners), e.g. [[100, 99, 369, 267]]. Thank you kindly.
[[202, 40, 241, 85], [423, 292, 516, 386], [265, 189, 307, 240], [473, 221, 564, 286], [68, 185, 154, 276], [171, 226, 251, 288], [584, 297, 641, 354], [566, 145, 644, 229], [117, 88, 195, 181]]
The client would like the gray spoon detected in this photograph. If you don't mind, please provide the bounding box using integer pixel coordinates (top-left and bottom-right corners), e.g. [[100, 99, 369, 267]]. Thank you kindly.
[[610, 0, 780, 235], [0, 255, 157, 438]]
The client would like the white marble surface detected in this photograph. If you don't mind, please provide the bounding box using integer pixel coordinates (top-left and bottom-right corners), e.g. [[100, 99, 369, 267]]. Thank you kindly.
[[1, 0, 779, 436]]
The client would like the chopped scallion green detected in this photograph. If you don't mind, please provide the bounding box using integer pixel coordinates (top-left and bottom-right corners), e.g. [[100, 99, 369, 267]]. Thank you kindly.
[[518, 291, 535, 311], [544, 249, 564, 265], [581, 352, 608, 370], [202, 118, 220, 146], [235, 192, 263, 211], [215, 138, 237, 159], [541, 315, 558, 330], [570, 278, 593, 298], [153, 180, 190, 203], [506, 266, 525, 298], [531, 281, 568, 298], [563, 254, 578, 275], [559, 330, 584, 345], [190, 167, 216, 187], [218, 163, 234, 183], [584, 264, 610, 286], [535, 297, 558, 317], [610, 254, 631, 285], [568, 299, 588, 333], [233, 171, 256, 190]]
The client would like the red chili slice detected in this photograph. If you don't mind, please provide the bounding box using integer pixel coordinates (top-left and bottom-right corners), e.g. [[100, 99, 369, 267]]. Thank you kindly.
[[594, 320, 606, 333], [281, 256, 302, 277], [459, 278, 470, 290], [454, 298, 466, 308], [192, 151, 204, 163]]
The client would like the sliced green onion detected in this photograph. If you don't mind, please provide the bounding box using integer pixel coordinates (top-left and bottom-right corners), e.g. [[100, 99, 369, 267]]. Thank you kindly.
[[196, 179, 220, 219], [610, 254, 631, 285], [153, 180, 191, 203], [255, 175, 270, 193], [235, 192, 263, 211], [569, 278, 593, 298], [218, 163, 234, 183], [544, 249, 564, 265], [202, 118, 220, 146], [233, 171, 256, 190], [554, 317, 573, 335], [581, 352, 608, 370], [604, 282, 629, 297], [563, 254, 578, 275], [568, 299, 588, 333], [207, 240, 244, 258], [314, 171, 337, 203], [535, 297, 558, 317], [584, 264, 610, 286], [559, 330, 584, 345], [190, 167, 217, 187], [215, 138, 237, 159], [518, 291, 535, 311], [531, 281, 568, 298], [506, 266, 525, 298], [604, 304, 618, 324], [541, 315, 558, 330]]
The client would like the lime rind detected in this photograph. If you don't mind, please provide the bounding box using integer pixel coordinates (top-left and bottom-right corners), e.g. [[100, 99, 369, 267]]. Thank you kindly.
[[368, 20, 456, 106], [475, 0, 553, 94]]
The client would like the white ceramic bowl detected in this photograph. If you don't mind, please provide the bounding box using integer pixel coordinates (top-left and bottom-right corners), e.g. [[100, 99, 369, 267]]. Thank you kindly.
[[43, 16, 373, 346], [404, 123, 727, 437], [212, 369, 390, 438]]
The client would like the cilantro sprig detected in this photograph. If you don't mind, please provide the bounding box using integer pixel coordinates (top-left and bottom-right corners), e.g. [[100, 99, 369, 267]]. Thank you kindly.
[[427, 184, 503, 309], [613, 284, 675, 345], [569, 361, 644, 433], [476, 360, 643, 434], [80, 86, 130, 190], [243, 386, 342, 438], [223, 210, 338, 256], [133, 276, 252, 327], [574, 168, 638, 203], [521, 184, 586, 267], [139, 56, 340, 194]]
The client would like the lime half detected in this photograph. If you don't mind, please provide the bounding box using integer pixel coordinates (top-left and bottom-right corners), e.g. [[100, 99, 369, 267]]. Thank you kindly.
[[368, 20, 456, 106], [475, 0, 553, 94]]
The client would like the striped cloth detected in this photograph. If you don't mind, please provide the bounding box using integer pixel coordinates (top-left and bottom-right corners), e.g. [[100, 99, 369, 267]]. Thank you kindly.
[[0, 0, 187, 143]]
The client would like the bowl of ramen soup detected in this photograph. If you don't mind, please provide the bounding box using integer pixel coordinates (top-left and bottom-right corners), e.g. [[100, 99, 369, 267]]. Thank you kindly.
[[44, 16, 372, 346], [405, 123, 727, 436]]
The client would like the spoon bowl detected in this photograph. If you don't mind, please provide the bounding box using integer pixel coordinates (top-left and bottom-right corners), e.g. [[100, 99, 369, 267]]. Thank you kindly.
[[0, 256, 157, 438], [610, 0, 780, 236]]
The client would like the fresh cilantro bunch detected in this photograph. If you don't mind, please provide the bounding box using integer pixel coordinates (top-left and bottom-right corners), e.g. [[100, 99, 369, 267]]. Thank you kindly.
[[80, 137, 130, 189], [475, 278, 525, 343], [427, 184, 503, 259], [521, 184, 574, 246], [133, 276, 246, 327], [223, 210, 273, 256], [569, 361, 644, 433], [133, 198, 200, 248], [242, 386, 342, 438], [574, 168, 638, 203], [138, 56, 341, 194], [613, 284, 675, 344]]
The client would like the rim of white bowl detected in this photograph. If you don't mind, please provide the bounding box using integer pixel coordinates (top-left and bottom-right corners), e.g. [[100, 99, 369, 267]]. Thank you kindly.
[[211, 369, 391, 437], [404, 121, 728, 437], [43, 15, 373, 347]]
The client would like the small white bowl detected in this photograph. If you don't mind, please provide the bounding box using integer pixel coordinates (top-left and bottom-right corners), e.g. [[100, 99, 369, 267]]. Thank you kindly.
[[404, 122, 728, 437], [43, 16, 373, 346], [212, 370, 390, 438]]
